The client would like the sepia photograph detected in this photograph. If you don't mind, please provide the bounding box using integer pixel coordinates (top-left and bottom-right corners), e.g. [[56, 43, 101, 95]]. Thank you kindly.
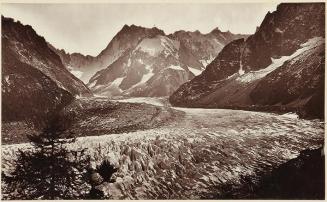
[[1, 0, 325, 200]]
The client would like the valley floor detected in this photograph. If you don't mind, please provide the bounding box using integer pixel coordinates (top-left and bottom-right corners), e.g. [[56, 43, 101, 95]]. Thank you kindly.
[[1, 97, 324, 199]]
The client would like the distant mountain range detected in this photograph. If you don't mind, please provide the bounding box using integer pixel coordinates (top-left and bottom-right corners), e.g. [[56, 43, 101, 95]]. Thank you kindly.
[[50, 25, 247, 97], [170, 3, 325, 119], [2, 2, 325, 121]]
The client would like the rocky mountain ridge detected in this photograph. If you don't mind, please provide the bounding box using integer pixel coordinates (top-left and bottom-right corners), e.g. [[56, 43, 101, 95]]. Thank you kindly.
[[169, 3, 325, 119], [49, 25, 165, 83], [2, 16, 91, 122], [84, 26, 247, 97]]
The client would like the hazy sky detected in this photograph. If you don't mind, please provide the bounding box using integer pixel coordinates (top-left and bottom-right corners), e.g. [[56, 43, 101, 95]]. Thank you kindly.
[[2, 3, 280, 56]]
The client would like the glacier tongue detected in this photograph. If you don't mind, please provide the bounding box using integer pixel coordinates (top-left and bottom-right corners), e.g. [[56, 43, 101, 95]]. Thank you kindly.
[[2, 101, 324, 199]]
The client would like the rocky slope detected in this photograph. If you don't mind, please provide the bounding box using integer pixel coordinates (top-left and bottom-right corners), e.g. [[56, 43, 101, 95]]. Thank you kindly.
[[170, 3, 325, 119], [2, 16, 91, 122], [86, 27, 246, 97]]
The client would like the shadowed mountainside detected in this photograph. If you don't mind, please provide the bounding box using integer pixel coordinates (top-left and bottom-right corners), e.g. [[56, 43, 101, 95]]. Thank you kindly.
[[170, 3, 325, 119], [2, 16, 92, 123]]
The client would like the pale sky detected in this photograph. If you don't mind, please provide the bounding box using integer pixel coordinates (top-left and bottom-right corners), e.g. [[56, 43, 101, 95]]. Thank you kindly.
[[2, 3, 280, 56]]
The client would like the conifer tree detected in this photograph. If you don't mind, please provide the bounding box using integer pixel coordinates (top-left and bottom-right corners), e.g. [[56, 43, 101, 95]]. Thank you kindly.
[[2, 114, 91, 199]]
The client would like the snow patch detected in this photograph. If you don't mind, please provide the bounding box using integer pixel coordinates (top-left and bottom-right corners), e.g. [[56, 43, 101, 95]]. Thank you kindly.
[[219, 33, 227, 40], [188, 67, 202, 76], [136, 38, 164, 56], [238, 64, 245, 75], [160, 36, 180, 58], [70, 69, 83, 79], [93, 77, 125, 93], [214, 38, 224, 47], [226, 73, 238, 80], [199, 55, 215, 67], [111, 77, 125, 87], [4, 75, 10, 84], [130, 65, 154, 89], [135, 36, 179, 59], [238, 69, 245, 75], [88, 80, 97, 88], [166, 65, 184, 71], [236, 37, 324, 83]]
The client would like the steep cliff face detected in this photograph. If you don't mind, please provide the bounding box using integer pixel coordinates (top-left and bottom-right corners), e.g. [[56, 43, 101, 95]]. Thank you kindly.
[[2, 16, 91, 122], [242, 3, 325, 71], [170, 3, 325, 119]]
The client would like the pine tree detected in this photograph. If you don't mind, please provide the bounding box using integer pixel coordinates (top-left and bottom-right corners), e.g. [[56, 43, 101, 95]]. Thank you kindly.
[[2, 114, 91, 199]]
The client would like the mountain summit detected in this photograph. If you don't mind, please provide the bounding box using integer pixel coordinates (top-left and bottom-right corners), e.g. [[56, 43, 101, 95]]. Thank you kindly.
[[84, 25, 246, 97], [50, 25, 165, 83]]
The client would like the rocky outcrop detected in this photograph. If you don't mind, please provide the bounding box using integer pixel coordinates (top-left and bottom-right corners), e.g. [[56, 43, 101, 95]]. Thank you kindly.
[[211, 146, 324, 199], [255, 146, 324, 199], [170, 3, 325, 119]]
